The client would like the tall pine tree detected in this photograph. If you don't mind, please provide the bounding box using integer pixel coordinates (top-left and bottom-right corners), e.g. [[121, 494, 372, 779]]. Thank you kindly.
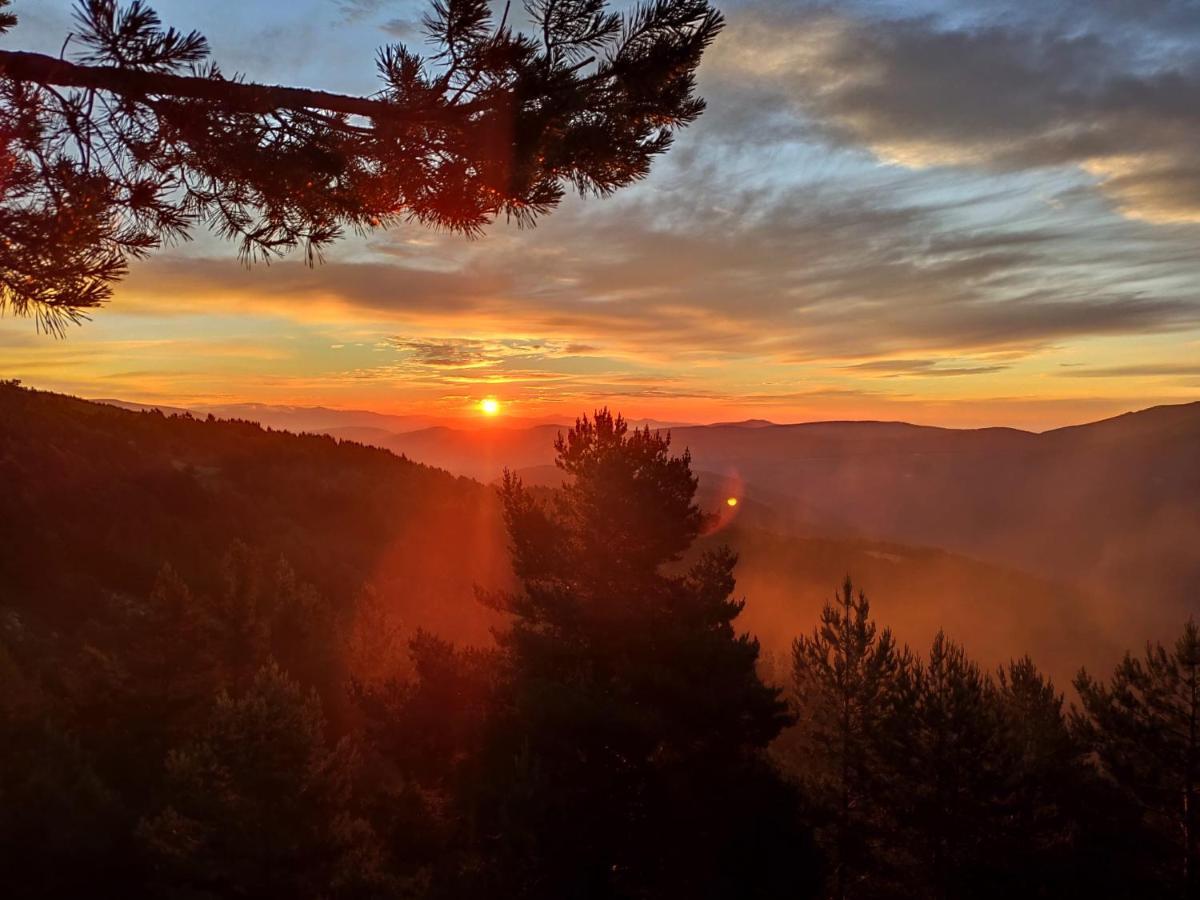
[[899, 632, 1005, 900], [139, 663, 407, 898], [473, 409, 818, 899], [785, 577, 912, 899]]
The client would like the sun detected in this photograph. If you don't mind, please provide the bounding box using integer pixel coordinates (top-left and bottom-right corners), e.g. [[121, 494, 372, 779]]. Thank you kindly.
[[480, 398, 501, 416], [726, 497, 739, 508]]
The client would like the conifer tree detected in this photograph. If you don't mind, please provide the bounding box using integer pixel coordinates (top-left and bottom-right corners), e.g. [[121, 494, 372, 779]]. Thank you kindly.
[[1, 624, 130, 896], [474, 409, 817, 899], [206, 543, 340, 694], [140, 663, 407, 898], [0, 0, 723, 330], [1074, 619, 1200, 895], [785, 577, 912, 899], [989, 656, 1089, 896], [901, 632, 1004, 900]]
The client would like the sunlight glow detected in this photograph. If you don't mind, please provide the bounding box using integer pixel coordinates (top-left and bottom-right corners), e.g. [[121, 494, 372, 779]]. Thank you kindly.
[[726, 497, 739, 507], [480, 397, 501, 416]]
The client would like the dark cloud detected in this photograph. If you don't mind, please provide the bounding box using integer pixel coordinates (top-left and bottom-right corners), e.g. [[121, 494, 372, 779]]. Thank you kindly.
[[331, 0, 387, 22], [712, 3, 1200, 221], [380, 17, 422, 40]]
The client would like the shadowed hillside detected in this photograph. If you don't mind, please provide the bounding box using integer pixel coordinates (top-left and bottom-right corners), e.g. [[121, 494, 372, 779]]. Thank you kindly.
[[0, 383, 511, 645], [1, 383, 1150, 688]]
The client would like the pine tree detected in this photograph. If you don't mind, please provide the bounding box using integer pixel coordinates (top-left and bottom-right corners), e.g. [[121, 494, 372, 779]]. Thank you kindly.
[[1, 619, 131, 897], [0, 0, 723, 330], [205, 543, 341, 694], [988, 656, 1087, 897], [785, 577, 912, 899], [900, 632, 1005, 900], [1074, 619, 1200, 895], [139, 662, 409, 898], [471, 409, 818, 899]]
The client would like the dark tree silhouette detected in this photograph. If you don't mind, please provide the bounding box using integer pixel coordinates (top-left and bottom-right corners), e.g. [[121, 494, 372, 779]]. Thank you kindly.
[[989, 656, 1106, 898], [473, 409, 817, 899], [139, 663, 406, 898], [1075, 619, 1200, 895], [780, 582, 1138, 900], [0, 0, 723, 330], [898, 632, 1007, 899], [785, 578, 913, 900], [10, 382, 1200, 898]]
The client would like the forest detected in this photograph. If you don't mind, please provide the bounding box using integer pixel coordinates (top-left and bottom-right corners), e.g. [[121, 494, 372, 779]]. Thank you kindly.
[[2, 381, 1197, 899]]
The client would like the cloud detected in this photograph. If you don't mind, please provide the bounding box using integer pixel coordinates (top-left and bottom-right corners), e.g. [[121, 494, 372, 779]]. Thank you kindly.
[[16, 0, 1195, 423], [1058, 362, 1200, 378], [710, 3, 1200, 222], [330, 0, 387, 22], [116, 169, 1200, 369], [845, 358, 1012, 377], [380, 17, 422, 40], [382, 336, 589, 381]]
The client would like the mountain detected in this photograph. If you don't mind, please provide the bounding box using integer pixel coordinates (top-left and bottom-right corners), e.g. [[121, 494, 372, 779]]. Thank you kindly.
[[710, 418, 777, 428], [4, 386, 511, 645], [94, 397, 193, 417], [674, 406, 1200, 629], [196, 402, 450, 434], [93, 398, 572, 436], [333, 404, 1200, 632], [1, 383, 1145, 685], [708, 526, 1117, 686], [347, 424, 569, 481]]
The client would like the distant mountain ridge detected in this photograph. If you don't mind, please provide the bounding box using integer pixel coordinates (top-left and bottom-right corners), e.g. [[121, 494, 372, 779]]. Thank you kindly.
[[92, 398, 697, 435], [710, 418, 778, 428], [2, 384, 1136, 686], [95, 395, 1200, 439], [79, 391, 1200, 656], [293, 400, 1200, 632]]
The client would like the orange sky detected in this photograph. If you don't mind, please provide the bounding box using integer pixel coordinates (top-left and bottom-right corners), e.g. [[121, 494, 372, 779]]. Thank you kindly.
[[4, 0, 1199, 430]]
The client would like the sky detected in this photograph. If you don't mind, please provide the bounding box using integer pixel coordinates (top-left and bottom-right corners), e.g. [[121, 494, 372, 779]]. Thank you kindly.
[[3, 0, 1200, 429]]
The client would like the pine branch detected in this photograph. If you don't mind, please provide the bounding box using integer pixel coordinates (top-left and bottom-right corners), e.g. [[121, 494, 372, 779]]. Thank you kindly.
[[0, 50, 457, 123]]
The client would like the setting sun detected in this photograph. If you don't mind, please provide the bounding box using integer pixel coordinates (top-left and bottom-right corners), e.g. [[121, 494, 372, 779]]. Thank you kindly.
[[726, 497, 739, 507], [480, 398, 501, 416]]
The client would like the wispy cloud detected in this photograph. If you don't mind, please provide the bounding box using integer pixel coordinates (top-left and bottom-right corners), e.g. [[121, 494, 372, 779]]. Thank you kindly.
[[1057, 363, 1200, 378], [845, 358, 1012, 377], [387, 337, 586, 371]]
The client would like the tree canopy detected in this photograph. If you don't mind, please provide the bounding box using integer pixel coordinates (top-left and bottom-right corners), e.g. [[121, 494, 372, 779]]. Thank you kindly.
[[463, 410, 814, 897], [3, 383, 1200, 897], [0, 0, 723, 331]]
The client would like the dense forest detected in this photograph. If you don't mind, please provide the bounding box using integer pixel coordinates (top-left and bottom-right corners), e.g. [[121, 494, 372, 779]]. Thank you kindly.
[[2, 381, 1199, 898]]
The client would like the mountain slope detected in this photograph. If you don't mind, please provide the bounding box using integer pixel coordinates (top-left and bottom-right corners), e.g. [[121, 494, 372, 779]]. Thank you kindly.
[[333, 403, 1200, 627], [0, 384, 511, 644], [1, 384, 1184, 685]]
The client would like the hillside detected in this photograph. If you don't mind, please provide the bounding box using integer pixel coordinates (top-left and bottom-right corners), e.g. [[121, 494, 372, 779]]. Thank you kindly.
[[309, 403, 1200, 631], [0, 384, 510, 645], [708, 528, 1115, 686], [0, 383, 1149, 687]]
